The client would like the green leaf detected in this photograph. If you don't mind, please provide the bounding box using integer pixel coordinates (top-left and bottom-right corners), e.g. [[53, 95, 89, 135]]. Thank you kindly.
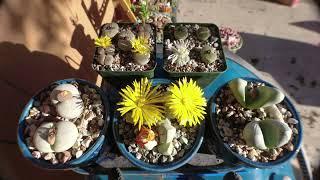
[[259, 119, 292, 148], [228, 78, 247, 107], [246, 86, 285, 109]]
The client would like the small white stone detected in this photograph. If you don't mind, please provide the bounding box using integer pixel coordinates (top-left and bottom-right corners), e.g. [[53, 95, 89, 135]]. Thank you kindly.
[[75, 150, 83, 158], [82, 137, 92, 148], [144, 140, 158, 150], [32, 151, 41, 159], [136, 153, 142, 160], [288, 118, 298, 124], [44, 153, 54, 160], [179, 137, 188, 145]]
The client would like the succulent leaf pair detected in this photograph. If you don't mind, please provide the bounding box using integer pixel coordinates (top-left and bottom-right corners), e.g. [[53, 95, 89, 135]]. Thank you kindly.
[[228, 78, 293, 150]]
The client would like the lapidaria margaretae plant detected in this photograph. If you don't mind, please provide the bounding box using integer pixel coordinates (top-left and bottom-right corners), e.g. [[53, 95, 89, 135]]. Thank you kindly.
[[166, 77, 207, 127], [117, 77, 207, 129], [117, 78, 165, 130]]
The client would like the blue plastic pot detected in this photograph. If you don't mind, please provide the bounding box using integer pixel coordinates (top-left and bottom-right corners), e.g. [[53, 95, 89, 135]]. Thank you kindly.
[[112, 78, 205, 172], [209, 77, 303, 168], [17, 79, 110, 169]]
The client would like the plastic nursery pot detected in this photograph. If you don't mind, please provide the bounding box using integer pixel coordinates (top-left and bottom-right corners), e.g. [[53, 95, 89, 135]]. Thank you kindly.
[[92, 23, 157, 79], [112, 78, 205, 172], [208, 77, 303, 168], [162, 23, 228, 86], [17, 79, 109, 169]]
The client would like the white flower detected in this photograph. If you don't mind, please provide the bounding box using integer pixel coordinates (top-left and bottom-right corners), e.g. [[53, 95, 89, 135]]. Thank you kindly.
[[168, 40, 191, 67]]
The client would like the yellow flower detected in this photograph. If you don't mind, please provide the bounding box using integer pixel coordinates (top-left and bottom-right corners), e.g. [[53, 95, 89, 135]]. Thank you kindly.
[[94, 35, 112, 48], [117, 78, 165, 129], [131, 36, 151, 55], [166, 77, 207, 127]]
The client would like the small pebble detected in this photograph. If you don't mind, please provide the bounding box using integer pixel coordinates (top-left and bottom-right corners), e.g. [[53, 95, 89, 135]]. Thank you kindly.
[[136, 153, 142, 160], [76, 150, 83, 158], [32, 151, 41, 159], [287, 118, 298, 124], [50, 158, 59, 164], [161, 156, 168, 163], [44, 153, 54, 160], [168, 155, 174, 162]]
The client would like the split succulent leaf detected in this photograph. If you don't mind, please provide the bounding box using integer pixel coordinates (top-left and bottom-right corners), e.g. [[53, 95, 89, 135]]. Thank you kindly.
[[243, 119, 292, 150], [228, 78, 285, 109]]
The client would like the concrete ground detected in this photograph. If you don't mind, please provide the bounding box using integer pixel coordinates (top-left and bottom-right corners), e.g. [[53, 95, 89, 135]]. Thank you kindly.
[[0, 0, 319, 179]]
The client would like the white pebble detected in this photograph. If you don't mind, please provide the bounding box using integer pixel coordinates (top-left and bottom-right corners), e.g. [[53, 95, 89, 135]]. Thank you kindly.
[[288, 118, 298, 124], [136, 153, 142, 160], [76, 150, 83, 158], [32, 151, 41, 159], [44, 153, 54, 160]]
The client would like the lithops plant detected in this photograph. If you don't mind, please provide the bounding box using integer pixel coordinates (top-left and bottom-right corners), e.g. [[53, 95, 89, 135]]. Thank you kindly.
[[101, 23, 119, 38], [157, 119, 176, 155], [137, 24, 153, 39], [196, 27, 211, 41], [200, 45, 219, 64], [118, 29, 135, 51], [243, 119, 292, 150], [167, 39, 191, 67], [33, 121, 78, 153], [50, 84, 84, 119], [174, 25, 188, 40], [131, 36, 152, 65], [228, 78, 285, 110]]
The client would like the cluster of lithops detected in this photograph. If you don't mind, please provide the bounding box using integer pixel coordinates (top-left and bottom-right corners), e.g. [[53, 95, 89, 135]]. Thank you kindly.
[[164, 24, 226, 73], [117, 77, 206, 164], [131, 0, 174, 42], [92, 23, 156, 72], [23, 82, 105, 164], [219, 27, 242, 52], [215, 78, 299, 162]]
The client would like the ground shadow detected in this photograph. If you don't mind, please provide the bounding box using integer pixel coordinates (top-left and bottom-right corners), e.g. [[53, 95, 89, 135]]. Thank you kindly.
[[291, 21, 320, 34], [237, 33, 320, 106], [82, 0, 108, 35], [0, 41, 85, 180]]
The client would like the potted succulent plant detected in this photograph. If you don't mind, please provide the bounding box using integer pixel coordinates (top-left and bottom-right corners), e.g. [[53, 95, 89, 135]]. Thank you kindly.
[[17, 79, 109, 169], [130, 0, 176, 43], [209, 78, 302, 168], [112, 77, 206, 172], [219, 27, 243, 53], [92, 23, 157, 78], [163, 23, 227, 79]]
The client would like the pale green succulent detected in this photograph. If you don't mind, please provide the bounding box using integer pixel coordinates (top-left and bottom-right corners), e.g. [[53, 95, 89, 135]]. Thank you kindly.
[[243, 119, 292, 150], [200, 45, 218, 64], [167, 40, 191, 67], [174, 25, 188, 40], [228, 78, 285, 110], [196, 27, 211, 41]]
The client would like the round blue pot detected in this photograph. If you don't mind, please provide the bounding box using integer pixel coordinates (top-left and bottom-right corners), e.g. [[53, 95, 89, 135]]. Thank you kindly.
[[17, 79, 109, 169], [112, 78, 205, 172], [209, 77, 303, 168]]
